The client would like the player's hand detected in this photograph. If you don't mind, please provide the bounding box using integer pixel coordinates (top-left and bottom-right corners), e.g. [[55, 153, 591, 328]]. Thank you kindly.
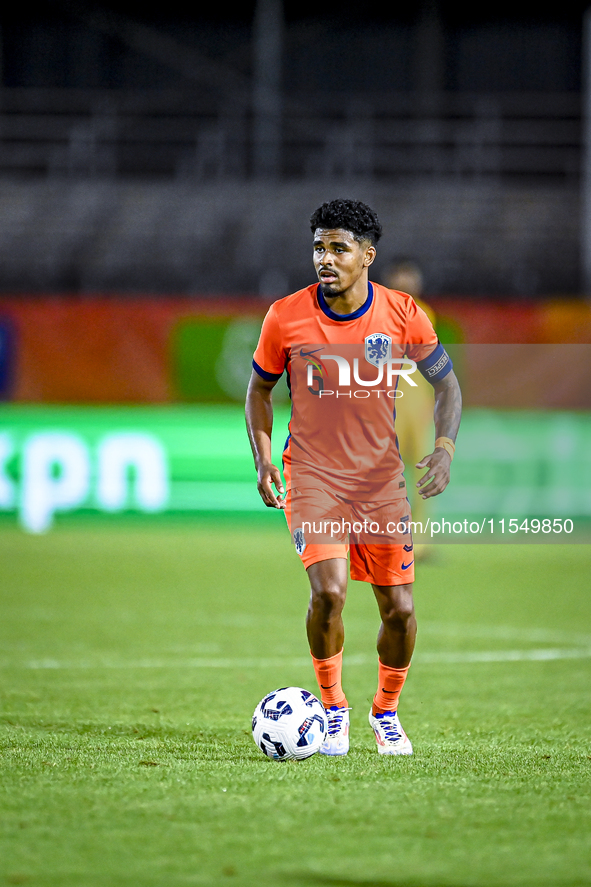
[[415, 448, 452, 499], [257, 462, 286, 509]]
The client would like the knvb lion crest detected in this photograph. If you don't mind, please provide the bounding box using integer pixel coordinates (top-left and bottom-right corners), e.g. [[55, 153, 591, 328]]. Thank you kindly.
[[293, 527, 306, 555], [365, 333, 392, 368]]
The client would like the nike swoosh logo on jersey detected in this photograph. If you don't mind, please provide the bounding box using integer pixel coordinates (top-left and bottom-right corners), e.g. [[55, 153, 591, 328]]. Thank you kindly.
[[401, 561, 414, 570], [300, 347, 325, 359]]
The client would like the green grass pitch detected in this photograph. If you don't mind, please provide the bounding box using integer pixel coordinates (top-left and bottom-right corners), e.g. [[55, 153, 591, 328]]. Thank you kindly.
[[1, 518, 591, 887]]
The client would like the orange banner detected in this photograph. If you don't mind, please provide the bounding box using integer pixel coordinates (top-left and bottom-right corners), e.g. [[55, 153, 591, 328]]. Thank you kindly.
[[0, 295, 589, 405]]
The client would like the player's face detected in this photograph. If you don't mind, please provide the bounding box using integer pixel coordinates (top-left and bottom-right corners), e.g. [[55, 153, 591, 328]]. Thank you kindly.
[[313, 228, 376, 296]]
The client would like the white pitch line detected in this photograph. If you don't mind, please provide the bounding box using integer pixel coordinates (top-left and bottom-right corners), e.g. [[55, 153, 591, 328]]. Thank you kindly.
[[418, 647, 591, 664], [3, 612, 590, 646], [421, 621, 591, 646], [1, 647, 591, 670]]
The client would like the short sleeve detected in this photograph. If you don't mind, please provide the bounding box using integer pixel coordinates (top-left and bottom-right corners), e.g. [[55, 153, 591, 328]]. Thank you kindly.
[[405, 298, 453, 382], [405, 298, 438, 359], [252, 304, 287, 380]]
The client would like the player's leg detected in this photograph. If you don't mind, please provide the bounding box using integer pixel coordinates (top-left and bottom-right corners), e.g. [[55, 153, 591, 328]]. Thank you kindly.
[[348, 490, 416, 754], [372, 581, 416, 671], [368, 581, 415, 754], [283, 484, 351, 753], [306, 557, 351, 755], [306, 557, 348, 661]]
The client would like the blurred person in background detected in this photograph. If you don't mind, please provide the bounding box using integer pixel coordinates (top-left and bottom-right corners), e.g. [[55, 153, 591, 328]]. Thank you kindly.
[[383, 260, 437, 561]]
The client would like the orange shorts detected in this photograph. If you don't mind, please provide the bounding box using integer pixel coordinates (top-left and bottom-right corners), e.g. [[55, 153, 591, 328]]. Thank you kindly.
[[284, 484, 415, 586]]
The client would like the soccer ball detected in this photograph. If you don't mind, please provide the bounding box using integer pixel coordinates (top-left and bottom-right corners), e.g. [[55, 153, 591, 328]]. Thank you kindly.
[[252, 687, 327, 761]]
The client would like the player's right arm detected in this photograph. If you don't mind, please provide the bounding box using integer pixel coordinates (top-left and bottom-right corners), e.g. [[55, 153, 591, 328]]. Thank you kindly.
[[245, 369, 286, 509]]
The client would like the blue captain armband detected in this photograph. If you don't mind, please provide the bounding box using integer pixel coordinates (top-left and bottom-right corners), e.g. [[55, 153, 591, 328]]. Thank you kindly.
[[416, 343, 453, 383], [252, 359, 283, 381]]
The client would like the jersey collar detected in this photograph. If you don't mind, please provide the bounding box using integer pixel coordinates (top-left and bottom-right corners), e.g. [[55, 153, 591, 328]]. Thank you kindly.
[[317, 282, 374, 322]]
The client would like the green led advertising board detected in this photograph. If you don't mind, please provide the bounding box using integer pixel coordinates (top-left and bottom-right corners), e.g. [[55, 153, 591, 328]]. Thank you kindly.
[[0, 405, 590, 537]]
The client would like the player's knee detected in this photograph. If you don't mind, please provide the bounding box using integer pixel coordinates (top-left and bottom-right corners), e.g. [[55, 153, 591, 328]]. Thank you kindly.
[[381, 594, 415, 630], [308, 579, 346, 618]]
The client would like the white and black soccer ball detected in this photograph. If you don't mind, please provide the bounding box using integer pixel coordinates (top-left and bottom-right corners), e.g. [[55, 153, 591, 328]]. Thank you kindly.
[[252, 687, 327, 761]]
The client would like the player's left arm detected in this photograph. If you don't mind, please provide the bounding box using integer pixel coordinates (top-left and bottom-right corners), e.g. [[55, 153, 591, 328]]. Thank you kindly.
[[416, 369, 462, 499]]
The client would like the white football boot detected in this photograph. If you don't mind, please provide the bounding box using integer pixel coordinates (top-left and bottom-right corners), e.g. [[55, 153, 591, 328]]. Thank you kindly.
[[319, 706, 351, 756], [368, 708, 413, 755]]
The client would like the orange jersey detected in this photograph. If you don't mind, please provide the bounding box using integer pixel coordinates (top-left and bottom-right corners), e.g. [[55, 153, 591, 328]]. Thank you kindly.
[[253, 282, 447, 495]]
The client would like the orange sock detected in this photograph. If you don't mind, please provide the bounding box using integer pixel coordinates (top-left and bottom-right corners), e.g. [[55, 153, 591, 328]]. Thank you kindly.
[[372, 660, 410, 714], [311, 649, 348, 708]]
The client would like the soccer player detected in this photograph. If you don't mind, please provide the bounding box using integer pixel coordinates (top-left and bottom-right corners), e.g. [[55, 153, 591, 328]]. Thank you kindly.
[[245, 199, 462, 756]]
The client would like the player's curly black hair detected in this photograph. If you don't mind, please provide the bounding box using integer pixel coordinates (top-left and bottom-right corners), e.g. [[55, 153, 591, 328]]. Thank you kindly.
[[309, 199, 382, 246]]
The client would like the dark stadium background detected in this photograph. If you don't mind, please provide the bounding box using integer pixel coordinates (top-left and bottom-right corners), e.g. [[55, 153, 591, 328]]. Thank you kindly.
[[0, 0, 590, 295]]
